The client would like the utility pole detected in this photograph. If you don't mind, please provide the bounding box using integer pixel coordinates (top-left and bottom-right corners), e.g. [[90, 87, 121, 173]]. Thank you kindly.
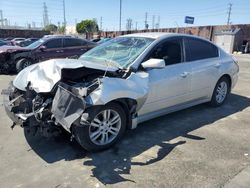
[[119, 0, 122, 31], [227, 3, 232, 25], [135, 21, 138, 30], [63, 0, 66, 33], [145, 12, 148, 29], [100, 17, 103, 31], [0, 10, 3, 27], [43, 2, 49, 27], [126, 18, 132, 31], [152, 15, 155, 29], [157, 16, 160, 29]]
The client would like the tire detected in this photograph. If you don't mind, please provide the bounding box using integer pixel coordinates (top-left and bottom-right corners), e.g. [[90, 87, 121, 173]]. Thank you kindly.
[[209, 77, 230, 107], [16, 58, 33, 73], [72, 103, 127, 152], [0, 62, 10, 74]]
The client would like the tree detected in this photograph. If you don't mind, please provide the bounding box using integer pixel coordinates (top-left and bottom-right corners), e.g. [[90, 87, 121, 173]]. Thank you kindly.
[[44, 24, 58, 32], [76, 19, 99, 34], [58, 26, 66, 34]]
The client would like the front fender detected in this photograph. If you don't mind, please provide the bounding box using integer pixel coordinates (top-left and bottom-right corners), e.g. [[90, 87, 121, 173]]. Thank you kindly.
[[13, 51, 34, 62], [86, 72, 149, 111]]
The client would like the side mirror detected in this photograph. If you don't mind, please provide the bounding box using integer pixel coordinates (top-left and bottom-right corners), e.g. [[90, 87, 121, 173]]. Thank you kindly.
[[141, 58, 165, 69], [39, 45, 46, 51], [68, 55, 79, 59]]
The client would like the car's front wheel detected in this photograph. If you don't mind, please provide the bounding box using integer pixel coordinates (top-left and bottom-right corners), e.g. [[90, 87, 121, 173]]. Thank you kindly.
[[210, 77, 230, 107], [16, 58, 33, 72], [72, 103, 127, 151]]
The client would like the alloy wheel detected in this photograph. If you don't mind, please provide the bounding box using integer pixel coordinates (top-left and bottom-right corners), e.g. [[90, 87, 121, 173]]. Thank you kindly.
[[23, 60, 32, 68], [215, 81, 228, 104], [89, 109, 122, 145]]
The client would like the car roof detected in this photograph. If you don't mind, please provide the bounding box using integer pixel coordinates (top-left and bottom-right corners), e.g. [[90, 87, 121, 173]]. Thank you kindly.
[[121, 32, 210, 41], [122, 32, 176, 39]]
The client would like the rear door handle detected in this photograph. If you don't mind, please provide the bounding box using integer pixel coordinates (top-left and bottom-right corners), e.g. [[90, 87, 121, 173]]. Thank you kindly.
[[56, 50, 64, 53], [214, 63, 221, 68], [180, 72, 190, 78]]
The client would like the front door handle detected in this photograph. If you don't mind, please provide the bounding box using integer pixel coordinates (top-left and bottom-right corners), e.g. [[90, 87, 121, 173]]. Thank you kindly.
[[180, 72, 190, 78], [214, 63, 221, 68]]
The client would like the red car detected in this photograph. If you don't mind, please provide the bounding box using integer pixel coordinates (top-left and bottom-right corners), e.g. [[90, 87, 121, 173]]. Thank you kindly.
[[0, 35, 96, 73]]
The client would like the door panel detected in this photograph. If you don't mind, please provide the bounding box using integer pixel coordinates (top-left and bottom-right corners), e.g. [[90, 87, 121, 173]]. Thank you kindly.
[[62, 38, 89, 58], [138, 62, 191, 116], [62, 46, 88, 58], [184, 37, 221, 100], [188, 58, 220, 100], [35, 38, 64, 61]]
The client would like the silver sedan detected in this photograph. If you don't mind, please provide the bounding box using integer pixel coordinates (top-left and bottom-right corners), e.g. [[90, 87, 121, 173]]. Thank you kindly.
[[3, 33, 239, 151]]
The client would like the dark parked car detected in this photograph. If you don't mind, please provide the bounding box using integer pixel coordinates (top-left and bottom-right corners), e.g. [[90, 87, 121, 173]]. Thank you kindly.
[[0, 39, 10, 46], [11, 38, 26, 46], [16, 38, 39, 47], [0, 36, 96, 73]]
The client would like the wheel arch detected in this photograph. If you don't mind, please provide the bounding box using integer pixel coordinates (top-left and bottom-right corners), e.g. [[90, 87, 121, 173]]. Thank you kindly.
[[107, 98, 138, 130], [219, 74, 232, 92]]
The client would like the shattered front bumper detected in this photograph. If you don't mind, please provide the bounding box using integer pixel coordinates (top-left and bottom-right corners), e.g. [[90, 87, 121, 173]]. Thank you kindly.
[[51, 84, 86, 132], [2, 85, 23, 126]]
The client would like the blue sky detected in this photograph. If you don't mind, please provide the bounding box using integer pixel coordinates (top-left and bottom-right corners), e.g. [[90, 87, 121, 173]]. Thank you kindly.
[[0, 0, 250, 31]]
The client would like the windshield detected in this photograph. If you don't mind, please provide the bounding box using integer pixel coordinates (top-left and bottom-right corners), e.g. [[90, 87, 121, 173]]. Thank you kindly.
[[80, 37, 154, 68], [26, 39, 44, 49]]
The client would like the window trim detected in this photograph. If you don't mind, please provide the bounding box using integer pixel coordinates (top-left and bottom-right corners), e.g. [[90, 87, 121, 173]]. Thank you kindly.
[[139, 36, 185, 70], [43, 38, 63, 49], [62, 38, 86, 48], [184, 36, 219, 62]]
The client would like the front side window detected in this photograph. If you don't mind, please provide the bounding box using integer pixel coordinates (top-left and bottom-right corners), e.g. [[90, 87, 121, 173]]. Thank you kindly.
[[80, 37, 154, 68], [185, 38, 219, 61], [149, 39, 182, 65], [44, 39, 62, 49], [26, 39, 44, 49]]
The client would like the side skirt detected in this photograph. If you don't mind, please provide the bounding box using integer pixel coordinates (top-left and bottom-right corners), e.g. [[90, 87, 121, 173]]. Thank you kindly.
[[136, 98, 210, 125]]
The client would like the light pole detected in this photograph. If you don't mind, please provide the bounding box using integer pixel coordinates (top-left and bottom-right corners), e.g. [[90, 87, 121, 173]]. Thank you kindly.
[[63, 0, 66, 34], [119, 0, 122, 31]]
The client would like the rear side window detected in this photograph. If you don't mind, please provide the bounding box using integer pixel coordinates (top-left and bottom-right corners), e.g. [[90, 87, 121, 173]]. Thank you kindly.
[[185, 38, 218, 61], [45, 39, 62, 49], [64, 38, 85, 47]]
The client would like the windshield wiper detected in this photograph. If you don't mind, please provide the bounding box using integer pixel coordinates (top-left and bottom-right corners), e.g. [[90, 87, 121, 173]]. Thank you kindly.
[[104, 60, 123, 70]]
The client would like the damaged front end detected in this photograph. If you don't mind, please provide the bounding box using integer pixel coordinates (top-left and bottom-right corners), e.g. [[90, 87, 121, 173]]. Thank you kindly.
[[2, 59, 149, 140], [2, 82, 61, 137]]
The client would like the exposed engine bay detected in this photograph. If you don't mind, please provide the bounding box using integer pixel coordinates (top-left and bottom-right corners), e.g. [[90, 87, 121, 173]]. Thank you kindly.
[[2, 59, 149, 138]]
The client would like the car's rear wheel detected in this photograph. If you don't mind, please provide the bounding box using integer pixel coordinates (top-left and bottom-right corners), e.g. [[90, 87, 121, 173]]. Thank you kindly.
[[210, 77, 230, 107], [16, 58, 33, 72], [72, 103, 126, 151], [0, 62, 10, 74]]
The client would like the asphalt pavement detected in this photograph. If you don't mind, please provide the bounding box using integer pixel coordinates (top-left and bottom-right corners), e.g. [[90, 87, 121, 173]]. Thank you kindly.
[[0, 55, 249, 188]]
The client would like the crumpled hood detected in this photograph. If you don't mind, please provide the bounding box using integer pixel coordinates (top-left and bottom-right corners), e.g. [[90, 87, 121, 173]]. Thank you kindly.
[[13, 58, 118, 93], [0, 45, 30, 53]]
